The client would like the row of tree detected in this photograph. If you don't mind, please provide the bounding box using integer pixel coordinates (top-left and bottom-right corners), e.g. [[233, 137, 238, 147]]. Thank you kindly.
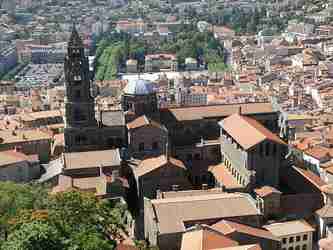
[[94, 24, 225, 80]]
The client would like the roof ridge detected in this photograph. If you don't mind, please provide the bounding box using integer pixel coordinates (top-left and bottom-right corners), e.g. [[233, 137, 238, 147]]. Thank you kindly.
[[153, 194, 244, 204]]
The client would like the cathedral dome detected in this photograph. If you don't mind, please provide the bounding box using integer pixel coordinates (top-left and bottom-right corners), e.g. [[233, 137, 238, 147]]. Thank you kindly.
[[123, 79, 156, 95]]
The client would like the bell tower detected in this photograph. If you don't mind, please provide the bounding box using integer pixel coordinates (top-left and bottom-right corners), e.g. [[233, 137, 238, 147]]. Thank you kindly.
[[64, 24, 98, 152]]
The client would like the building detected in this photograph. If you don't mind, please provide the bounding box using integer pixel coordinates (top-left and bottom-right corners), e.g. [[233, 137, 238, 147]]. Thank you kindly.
[[30, 43, 67, 64], [180, 224, 240, 250], [0, 129, 52, 162], [126, 59, 138, 73], [121, 79, 158, 117], [127, 115, 168, 158], [0, 45, 17, 76], [13, 110, 63, 128], [0, 150, 40, 182], [254, 186, 282, 219], [144, 192, 261, 250], [62, 149, 122, 177], [216, 113, 287, 190], [176, 87, 208, 107], [264, 220, 315, 250], [145, 54, 178, 72], [63, 25, 126, 152], [133, 155, 191, 206], [211, 220, 280, 250], [185, 57, 198, 71]]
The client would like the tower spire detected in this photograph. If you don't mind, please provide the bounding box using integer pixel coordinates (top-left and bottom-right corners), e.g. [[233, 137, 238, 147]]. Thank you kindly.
[[69, 21, 83, 48]]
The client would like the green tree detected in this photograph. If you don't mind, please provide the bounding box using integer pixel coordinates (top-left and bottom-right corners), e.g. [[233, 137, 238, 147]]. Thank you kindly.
[[2, 221, 64, 250]]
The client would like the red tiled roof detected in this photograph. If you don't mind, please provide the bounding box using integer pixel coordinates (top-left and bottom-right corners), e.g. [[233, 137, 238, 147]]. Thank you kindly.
[[208, 164, 242, 189], [254, 186, 281, 198], [135, 155, 186, 177], [222, 114, 286, 150], [127, 115, 164, 130], [305, 146, 331, 160], [181, 225, 239, 250], [211, 220, 278, 241]]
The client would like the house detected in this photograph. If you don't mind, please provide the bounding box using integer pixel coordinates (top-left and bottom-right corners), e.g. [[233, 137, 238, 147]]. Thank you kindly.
[[185, 57, 198, 71], [144, 54, 178, 72], [133, 155, 191, 204], [62, 149, 122, 177], [0, 150, 40, 182], [180, 224, 239, 250], [144, 192, 261, 250], [211, 220, 280, 250], [264, 220, 315, 250], [0, 129, 52, 163], [127, 115, 168, 159], [126, 59, 138, 73], [13, 110, 63, 128]]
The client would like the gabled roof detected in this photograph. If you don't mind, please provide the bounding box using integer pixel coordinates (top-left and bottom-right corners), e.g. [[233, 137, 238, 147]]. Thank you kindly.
[[127, 115, 166, 131], [208, 164, 242, 189], [220, 114, 286, 150], [211, 220, 279, 241], [181, 225, 239, 250], [134, 155, 185, 177]]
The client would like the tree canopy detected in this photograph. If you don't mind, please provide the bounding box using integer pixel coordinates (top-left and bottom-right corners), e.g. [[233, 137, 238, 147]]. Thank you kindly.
[[0, 182, 127, 250]]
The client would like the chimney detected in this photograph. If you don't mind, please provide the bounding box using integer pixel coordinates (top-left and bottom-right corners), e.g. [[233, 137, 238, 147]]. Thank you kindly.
[[172, 184, 179, 191]]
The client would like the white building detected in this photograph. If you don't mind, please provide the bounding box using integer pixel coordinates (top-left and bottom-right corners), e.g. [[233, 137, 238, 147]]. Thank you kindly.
[[264, 220, 315, 250]]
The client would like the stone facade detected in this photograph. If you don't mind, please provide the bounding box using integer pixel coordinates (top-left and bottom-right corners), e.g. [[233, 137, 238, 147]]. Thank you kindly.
[[63, 26, 126, 153], [128, 121, 168, 159]]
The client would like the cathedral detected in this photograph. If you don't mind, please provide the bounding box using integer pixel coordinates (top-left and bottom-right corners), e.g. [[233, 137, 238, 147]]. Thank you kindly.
[[64, 25, 127, 153], [63, 25, 285, 190]]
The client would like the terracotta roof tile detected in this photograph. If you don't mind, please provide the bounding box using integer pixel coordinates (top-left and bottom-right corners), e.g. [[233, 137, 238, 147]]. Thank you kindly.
[[163, 102, 274, 122], [135, 155, 186, 177], [63, 149, 121, 170], [127, 115, 165, 130], [181, 225, 239, 250], [221, 114, 286, 150], [305, 146, 332, 160], [208, 164, 242, 189], [254, 186, 281, 198], [212, 220, 279, 241]]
